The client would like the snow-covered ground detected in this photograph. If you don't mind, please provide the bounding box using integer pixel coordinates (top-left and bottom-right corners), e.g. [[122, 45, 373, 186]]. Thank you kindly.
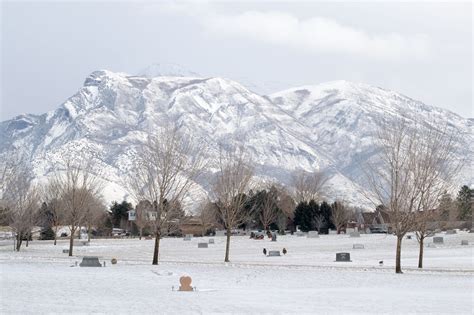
[[1, 232, 473, 314]]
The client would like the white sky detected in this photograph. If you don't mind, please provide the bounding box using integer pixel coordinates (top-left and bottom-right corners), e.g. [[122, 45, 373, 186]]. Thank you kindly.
[[1, 1, 472, 119]]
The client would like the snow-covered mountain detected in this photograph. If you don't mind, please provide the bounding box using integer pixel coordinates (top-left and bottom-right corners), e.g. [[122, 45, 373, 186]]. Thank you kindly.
[[1, 70, 472, 210]]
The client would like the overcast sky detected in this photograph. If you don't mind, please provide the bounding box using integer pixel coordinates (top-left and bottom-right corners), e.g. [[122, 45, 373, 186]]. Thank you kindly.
[[1, 1, 472, 119]]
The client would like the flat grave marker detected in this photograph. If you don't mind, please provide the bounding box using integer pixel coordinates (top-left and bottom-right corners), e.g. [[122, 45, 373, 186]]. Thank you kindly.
[[349, 232, 360, 238], [198, 243, 208, 248], [353, 244, 364, 249], [433, 236, 444, 244], [446, 229, 457, 234], [208, 239, 215, 244], [461, 240, 469, 245], [79, 256, 102, 267], [268, 250, 281, 257]]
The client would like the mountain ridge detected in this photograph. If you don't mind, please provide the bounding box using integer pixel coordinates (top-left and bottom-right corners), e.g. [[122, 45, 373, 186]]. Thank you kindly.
[[1, 69, 472, 210]]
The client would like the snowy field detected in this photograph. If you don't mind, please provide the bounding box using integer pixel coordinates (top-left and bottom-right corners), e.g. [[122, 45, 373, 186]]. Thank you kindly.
[[1, 232, 473, 314]]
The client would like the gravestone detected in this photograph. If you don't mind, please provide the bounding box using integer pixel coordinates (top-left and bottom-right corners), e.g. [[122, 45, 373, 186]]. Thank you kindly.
[[446, 229, 457, 234], [353, 244, 364, 249], [271, 233, 277, 242], [208, 239, 215, 244], [461, 240, 469, 245], [406, 235, 412, 240], [433, 236, 444, 244], [198, 243, 208, 248], [183, 234, 192, 241], [62, 249, 69, 254], [307, 231, 319, 238], [179, 276, 194, 292], [295, 231, 305, 237], [79, 256, 102, 267], [336, 252, 351, 262], [111, 258, 117, 264], [434, 228, 442, 233], [349, 232, 360, 238], [268, 250, 281, 257], [215, 230, 226, 237]]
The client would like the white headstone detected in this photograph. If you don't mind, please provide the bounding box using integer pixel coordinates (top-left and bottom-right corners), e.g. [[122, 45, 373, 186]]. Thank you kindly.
[[349, 231, 360, 238], [307, 231, 319, 238], [353, 244, 364, 249]]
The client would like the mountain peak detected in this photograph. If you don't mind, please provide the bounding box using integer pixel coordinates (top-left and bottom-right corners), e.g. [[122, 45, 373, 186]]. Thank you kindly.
[[137, 63, 201, 78]]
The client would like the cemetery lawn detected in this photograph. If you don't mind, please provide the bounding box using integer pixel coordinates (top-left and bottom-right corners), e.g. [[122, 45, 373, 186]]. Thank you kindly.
[[1, 232, 473, 314]]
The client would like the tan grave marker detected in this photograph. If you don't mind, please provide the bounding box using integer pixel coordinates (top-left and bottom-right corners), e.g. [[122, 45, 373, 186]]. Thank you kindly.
[[179, 276, 194, 291]]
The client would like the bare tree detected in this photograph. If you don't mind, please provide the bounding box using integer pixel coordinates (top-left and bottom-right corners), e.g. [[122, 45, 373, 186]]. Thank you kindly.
[[1, 157, 39, 251], [83, 194, 106, 242], [364, 118, 462, 273], [292, 170, 328, 203], [197, 200, 218, 236], [42, 182, 64, 245], [258, 187, 278, 232], [52, 158, 102, 256], [331, 201, 352, 234], [212, 146, 254, 262], [273, 185, 295, 233], [135, 200, 152, 240], [127, 127, 206, 265]]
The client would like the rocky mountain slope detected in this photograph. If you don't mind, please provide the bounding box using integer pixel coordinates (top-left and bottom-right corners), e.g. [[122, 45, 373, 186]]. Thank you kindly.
[[1, 70, 472, 210]]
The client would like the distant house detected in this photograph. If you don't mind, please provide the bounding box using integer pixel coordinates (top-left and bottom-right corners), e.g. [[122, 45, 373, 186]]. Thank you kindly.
[[180, 217, 204, 236]]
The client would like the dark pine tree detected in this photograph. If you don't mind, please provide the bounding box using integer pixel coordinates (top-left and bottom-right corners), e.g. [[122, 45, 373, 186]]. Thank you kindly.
[[294, 201, 313, 232], [457, 185, 473, 221], [110, 201, 133, 228]]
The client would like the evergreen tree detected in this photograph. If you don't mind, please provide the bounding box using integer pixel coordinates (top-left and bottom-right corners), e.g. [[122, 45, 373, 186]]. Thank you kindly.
[[457, 185, 473, 221], [319, 201, 335, 230], [110, 201, 133, 228], [294, 201, 312, 231]]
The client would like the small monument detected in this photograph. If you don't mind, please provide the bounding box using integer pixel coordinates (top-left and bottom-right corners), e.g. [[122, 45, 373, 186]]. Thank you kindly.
[[353, 244, 364, 249], [406, 235, 412, 240], [179, 276, 194, 292], [79, 256, 102, 267], [307, 231, 319, 238], [336, 252, 351, 262], [62, 249, 69, 254], [433, 236, 444, 244], [198, 242, 208, 248], [111, 258, 117, 264], [268, 250, 281, 257], [446, 229, 457, 234], [296, 231, 305, 237], [282, 248, 287, 255], [183, 234, 192, 241], [461, 240, 469, 245], [349, 232, 360, 238], [208, 239, 215, 244], [271, 233, 277, 242]]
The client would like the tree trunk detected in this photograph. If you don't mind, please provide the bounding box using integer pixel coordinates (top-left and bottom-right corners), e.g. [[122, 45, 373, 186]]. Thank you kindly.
[[16, 234, 22, 251], [69, 230, 75, 257], [87, 224, 91, 243], [139, 227, 142, 240], [152, 233, 161, 265], [26, 233, 29, 247], [224, 227, 231, 262], [395, 236, 403, 274], [418, 236, 424, 269], [53, 226, 57, 245]]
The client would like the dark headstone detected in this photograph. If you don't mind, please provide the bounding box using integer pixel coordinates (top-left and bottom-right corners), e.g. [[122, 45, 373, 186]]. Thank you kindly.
[[461, 240, 469, 245], [198, 243, 208, 248], [433, 236, 444, 244], [446, 229, 457, 234], [208, 239, 215, 244], [268, 250, 280, 257], [271, 233, 277, 242], [62, 249, 69, 254], [406, 235, 412, 240], [336, 252, 351, 262], [79, 256, 102, 267]]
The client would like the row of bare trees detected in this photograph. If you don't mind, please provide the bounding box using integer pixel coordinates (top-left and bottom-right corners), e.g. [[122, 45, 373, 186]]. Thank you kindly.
[[1, 154, 105, 255], [364, 118, 463, 273]]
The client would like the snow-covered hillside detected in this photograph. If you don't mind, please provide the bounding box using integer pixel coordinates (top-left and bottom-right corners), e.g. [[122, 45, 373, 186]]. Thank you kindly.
[[1, 70, 472, 209]]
